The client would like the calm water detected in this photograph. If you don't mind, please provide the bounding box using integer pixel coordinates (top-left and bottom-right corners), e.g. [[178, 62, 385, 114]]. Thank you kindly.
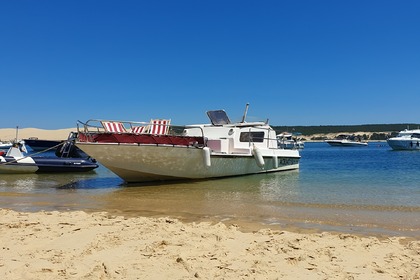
[[1, 142, 419, 237]]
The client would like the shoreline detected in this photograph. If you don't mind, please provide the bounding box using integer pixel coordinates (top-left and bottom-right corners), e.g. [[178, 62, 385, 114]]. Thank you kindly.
[[0, 208, 419, 279]]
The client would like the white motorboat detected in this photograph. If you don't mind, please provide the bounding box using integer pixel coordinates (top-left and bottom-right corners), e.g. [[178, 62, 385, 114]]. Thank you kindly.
[[325, 134, 368, 147], [386, 129, 420, 150], [0, 141, 13, 150], [277, 132, 304, 150], [75, 105, 300, 183]]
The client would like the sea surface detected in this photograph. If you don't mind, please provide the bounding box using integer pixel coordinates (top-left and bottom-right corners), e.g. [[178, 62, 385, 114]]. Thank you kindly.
[[1, 142, 419, 237]]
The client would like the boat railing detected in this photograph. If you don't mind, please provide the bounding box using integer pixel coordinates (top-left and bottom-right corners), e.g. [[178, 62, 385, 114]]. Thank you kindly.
[[77, 119, 150, 134], [76, 119, 207, 147]]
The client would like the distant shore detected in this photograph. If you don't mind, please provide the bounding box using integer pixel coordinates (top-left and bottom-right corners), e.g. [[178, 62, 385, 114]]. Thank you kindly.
[[0, 127, 385, 143], [0, 128, 76, 142]]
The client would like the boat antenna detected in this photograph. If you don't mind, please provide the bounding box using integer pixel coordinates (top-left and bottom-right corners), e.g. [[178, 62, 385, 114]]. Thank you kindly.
[[15, 126, 19, 142], [241, 103, 249, 123]]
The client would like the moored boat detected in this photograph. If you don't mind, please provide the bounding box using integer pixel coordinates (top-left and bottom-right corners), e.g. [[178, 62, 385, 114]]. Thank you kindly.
[[75, 106, 300, 183], [277, 132, 304, 149], [0, 141, 98, 174], [386, 129, 420, 150], [0, 141, 13, 150], [325, 134, 368, 147]]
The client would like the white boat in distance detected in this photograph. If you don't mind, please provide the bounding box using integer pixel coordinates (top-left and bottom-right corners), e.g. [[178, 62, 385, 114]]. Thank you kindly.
[[0, 141, 13, 150], [75, 106, 300, 183], [387, 129, 420, 150], [325, 134, 368, 147], [277, 132, 304, 150]]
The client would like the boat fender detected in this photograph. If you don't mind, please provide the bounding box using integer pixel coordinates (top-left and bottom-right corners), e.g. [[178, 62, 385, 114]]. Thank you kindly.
[[273, 156, 278, 168], [203, 147, 211, 167], [252, 145, 265, 168]]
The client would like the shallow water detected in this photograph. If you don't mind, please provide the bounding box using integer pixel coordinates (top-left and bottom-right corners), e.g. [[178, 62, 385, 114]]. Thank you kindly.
[[1, 142, 419, 237]]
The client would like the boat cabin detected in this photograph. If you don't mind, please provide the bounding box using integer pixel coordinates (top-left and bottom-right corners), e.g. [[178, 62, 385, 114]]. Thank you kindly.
[[183, 110, 277, 154]]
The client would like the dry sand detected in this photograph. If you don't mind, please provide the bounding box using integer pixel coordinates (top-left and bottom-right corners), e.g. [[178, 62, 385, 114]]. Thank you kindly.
[[1, 128, 419, 279], [0, 209, 419, 280]]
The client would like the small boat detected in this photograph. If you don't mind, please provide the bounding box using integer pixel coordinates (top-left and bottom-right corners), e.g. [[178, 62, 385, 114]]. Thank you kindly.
[[0, 141, 13, 150], [325, 134, 368, 147], [277, 132, 304, 150], [386, 129, 420, 150], [75, 104, 301, 183], [0, 140, 98, 174]]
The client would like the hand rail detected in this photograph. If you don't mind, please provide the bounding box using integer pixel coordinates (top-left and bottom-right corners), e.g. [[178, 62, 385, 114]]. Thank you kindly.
[[76, 119, 206, 147]]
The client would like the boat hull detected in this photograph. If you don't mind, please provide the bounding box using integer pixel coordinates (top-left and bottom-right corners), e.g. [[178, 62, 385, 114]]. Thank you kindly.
[[0, 157, 98, 174], [325, 140, 368, 147], [387, 139, 420, 150], [76, 142, 300, 183]]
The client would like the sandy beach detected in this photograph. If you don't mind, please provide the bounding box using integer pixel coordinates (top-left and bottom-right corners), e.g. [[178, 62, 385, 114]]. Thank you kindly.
[[0, 209, 419, 280], [1, 128, 419, 279]]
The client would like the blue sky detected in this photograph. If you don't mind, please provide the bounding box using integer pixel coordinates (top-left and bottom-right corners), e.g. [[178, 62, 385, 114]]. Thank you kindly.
[[1, 0, 419, 129]]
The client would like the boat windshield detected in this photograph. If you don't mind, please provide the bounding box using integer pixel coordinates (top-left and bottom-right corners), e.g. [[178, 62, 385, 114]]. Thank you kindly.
[[206, 110, 231, 125]]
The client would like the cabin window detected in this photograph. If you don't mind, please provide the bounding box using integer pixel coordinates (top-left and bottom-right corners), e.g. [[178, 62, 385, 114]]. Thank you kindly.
[[239, 132, 265, 142]]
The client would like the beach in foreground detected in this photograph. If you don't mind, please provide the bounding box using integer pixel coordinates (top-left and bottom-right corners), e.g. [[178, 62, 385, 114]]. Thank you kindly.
[[0, 209, 419, 279]]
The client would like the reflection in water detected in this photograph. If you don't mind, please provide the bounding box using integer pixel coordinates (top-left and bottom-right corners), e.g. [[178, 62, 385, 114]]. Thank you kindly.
[[57, 177, 124, 190], [90, 171, 303, 226], [0, 165, 121, 212], [95, 171, 419, 237], [257, 170, 301, 202]]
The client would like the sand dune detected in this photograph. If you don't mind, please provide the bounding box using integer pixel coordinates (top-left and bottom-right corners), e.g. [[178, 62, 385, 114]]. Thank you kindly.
[[0, 128, 76, 141]]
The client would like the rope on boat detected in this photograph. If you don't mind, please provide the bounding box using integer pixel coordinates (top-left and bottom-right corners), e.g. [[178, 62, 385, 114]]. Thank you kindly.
[[0, 142, 65, 165]]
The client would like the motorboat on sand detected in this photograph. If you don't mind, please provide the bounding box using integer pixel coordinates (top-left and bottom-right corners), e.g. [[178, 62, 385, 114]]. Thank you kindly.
[[75, 105, 301, 183], [325, 134, 368, 147], [387, 129, 420, 150]]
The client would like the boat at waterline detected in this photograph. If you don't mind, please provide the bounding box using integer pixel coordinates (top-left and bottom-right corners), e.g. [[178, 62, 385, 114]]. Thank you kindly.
[[75, 106, 300, 183], [325, 134, 368, 147], [277, 132, 304, 149], [0, 141, 98, 174], [386, 129, 420, 150]]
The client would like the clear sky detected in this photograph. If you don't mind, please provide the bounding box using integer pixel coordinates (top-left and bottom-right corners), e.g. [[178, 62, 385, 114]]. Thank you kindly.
[[1, 0, 419, 129]]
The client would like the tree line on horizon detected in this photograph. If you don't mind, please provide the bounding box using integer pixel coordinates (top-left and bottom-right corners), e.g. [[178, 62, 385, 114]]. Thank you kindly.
[[273, 123, 420, 140]]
